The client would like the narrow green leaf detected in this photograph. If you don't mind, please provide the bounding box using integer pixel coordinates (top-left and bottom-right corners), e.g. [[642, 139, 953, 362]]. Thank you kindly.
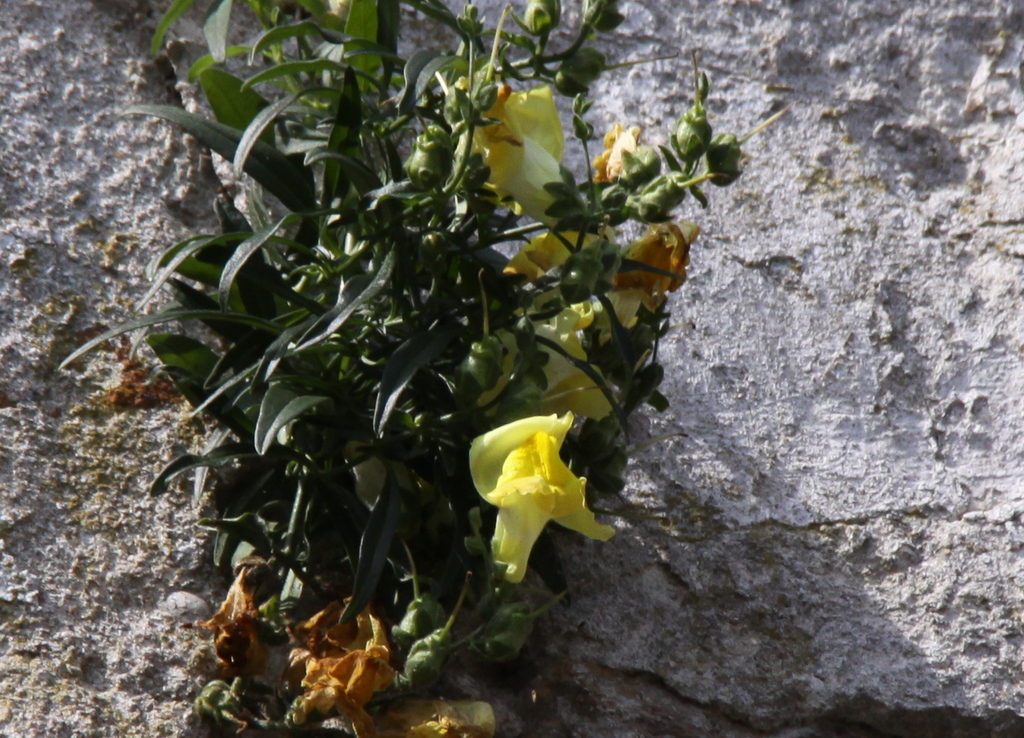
[[250, 19, 321, 62], [373, 327, 457, 436], [188, 46, 249, 81], [150, 442, 255, 496], [240, 58, 347, 92], [199, 512, 274, 558], [597, 293, 637, 381], [218, 213, 303, 308], [398, 50, 443, 115], [123, 105, 315, 212], [255, 387, 331, 454], [200, 68, 270, 137], [141, 234, 221, 307], [293, 249, 395, 352], [344, 0, 379, 75], [232, 92, 302, 181], [151, 0, 199, 56], [204, 0, 234, 63], [376, 0, 399, 53], [618, 257, 687, 283], [341, 472, 402, 623], [534, 335, 629, 434], [146, 334, 218, 378], [61, 305, 285, 370], [323, 67, 362, 205]]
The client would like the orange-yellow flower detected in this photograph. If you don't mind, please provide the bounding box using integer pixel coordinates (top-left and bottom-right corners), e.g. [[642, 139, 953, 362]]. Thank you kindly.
[[593, 123, 640, 183], [614, 221, 699, 311]]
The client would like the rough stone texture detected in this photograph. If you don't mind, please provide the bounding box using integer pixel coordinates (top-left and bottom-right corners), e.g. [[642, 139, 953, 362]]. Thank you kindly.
[[4, 0, 1024, 736]]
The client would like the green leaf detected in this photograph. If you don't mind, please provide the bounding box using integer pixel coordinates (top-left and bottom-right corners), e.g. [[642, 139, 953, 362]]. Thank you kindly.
[[534, 334, 629, 435], [123, 105, 315, 212], [376, 0, 399, 53], [231, 92, 303, 181], [322, 67, 362, 205], [597, 293, 637, 381], [341, 471, 402, 623], [218, 213, 304, 308], [146, 334, 218, 378], [250, 19, 321, 61], [199, 69, 270, 139], [200, 512, 274, 559], [151, 0, 199, 56], [240, 59, 347, 92], [204, 0, 234, 63], [373, 327, 457, 436], [141, 234, 222, 307], [150, 442, 255, 496], [345, 0, 379, 75], [647, 389, 670, 412], [255, 386, 331, 454], [60, 306, 279, 370], [293, 249, 395, 352], [398, 50, 452, 116], [188, 46, 250, 81]]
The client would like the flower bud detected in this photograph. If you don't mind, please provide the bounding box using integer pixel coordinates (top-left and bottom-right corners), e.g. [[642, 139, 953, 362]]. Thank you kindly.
[[456, 335, 505, 399], [620, 145, 661, 187], [401, 628, 452, 688], [555, 48, 606, 97], [628, 172, 688, 223], [600, 183, 628, 211], [418, 231, 448, 274], [392, 594, 446, 651], [194, 680, 244, 730], [560, 247, 602, 303], [472, 82, 499, 115], [580, 414, 621, 458], [705, 132, 742, 186], [470, 603, 535, 662], [584, 0, 624, 32], [405, 124, 453, 190], [524, 0, 560, 35], [673, 108, 713, 165]]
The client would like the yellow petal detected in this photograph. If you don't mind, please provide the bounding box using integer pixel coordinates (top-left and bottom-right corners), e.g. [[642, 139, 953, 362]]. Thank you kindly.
[[469, 413, 573, 500]]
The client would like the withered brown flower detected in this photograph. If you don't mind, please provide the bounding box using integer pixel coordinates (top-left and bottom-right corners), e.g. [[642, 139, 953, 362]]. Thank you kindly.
[[288, 601, 396, 737], [197, 560, 271, 677]]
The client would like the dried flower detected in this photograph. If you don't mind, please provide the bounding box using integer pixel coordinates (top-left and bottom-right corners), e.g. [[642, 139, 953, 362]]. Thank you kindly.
[[288, 602, 396, 737], [614, 221, 698, 311], [198, 560, 271, 677], [593, 123, 640, 184]]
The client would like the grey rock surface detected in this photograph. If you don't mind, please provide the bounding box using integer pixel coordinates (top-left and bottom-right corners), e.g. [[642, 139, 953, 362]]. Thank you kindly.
[[3, 0, 1024, 736]]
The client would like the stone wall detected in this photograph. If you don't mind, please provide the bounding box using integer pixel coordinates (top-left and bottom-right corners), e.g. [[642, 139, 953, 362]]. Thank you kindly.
[[3, 0, 1024, 736]]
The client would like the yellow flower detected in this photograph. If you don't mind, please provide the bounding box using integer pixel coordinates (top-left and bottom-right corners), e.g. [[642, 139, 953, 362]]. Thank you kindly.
[[469, 413, 614, 582], [614, 221, 699, 311], [535, 303, 613, 420], [377, 699, 496, 738], [503, 231, 573, 281], [593, 123, 641, 183], [475, 85, 564, 223]]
